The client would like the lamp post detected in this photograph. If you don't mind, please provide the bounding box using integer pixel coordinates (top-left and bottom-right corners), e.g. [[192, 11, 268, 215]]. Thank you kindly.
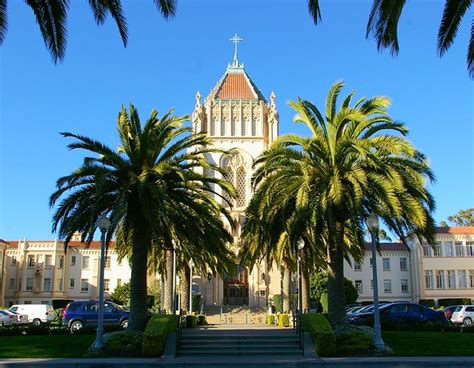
[[172, 240, 177, 314], [297, 240, 305, 314], [189, 259, 194, 314], [367, 211, 385, 351], [95, 214, 110, 349]]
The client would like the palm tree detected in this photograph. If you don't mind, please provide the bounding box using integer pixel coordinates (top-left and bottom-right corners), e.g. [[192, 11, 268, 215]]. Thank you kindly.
[[308, 0, 473, 78], [50, 104, 234, 330], [0, 0, 176, 63], [247, 81, 436, 327]]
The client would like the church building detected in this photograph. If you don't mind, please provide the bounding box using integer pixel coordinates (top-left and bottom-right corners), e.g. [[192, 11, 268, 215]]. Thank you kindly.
[[191, 35, 281, 308]]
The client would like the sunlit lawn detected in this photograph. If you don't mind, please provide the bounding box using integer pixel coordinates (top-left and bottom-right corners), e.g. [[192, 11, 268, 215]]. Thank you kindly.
[[0, 334, 95, 358], [383, 331, 474, 356]]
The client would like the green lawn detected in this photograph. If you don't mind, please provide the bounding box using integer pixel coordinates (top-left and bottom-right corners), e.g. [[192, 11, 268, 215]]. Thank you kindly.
[[383, 331, 474, 356], [0, 334, 95, 358]]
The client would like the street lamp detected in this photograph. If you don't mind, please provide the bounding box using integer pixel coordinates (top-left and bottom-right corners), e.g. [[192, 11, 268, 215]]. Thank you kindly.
[[189, 259, 194, 314], [297, 239, 305, 314], [95, 214, 110, 349], [367, 211, 385, 351], [171, 240, 177, 314]]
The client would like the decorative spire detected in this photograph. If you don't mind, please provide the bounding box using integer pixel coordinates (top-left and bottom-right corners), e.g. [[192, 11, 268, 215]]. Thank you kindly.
[[229, 33, 243, 67]]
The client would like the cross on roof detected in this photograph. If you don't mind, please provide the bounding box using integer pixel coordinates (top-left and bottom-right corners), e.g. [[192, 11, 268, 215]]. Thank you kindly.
[[229, 33, 243, 66]]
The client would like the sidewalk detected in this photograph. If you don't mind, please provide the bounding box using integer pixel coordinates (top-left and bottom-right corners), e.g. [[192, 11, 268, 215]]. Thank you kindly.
[[1, 356, 474, 368]]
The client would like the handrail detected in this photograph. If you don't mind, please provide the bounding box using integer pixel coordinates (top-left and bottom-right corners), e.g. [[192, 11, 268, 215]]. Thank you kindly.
[[175, 312, 186, 356], [293, 309, 304, 356]]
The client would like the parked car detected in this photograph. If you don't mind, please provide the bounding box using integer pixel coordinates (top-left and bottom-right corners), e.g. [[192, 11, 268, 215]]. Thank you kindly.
[[9, 304, 55, 326], [451, 305, 474, 326], [0, 309, 28, 325], [349, 302, 448, 327], [443, 305, 459, 321], [62, 300, 129, 332], [0, 311, 13, 326]]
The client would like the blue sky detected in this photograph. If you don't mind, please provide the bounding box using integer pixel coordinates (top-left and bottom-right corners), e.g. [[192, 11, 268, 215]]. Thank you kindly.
[[1, 0, 472, 240]]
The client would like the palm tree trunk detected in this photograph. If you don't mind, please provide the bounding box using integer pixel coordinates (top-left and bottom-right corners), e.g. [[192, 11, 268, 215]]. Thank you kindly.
[[282, 260, 291, 313], [163, 248, 174, 314], [128, 229, 150, 331], [327, 221, 347, 327], [180, 265, 190, 313]]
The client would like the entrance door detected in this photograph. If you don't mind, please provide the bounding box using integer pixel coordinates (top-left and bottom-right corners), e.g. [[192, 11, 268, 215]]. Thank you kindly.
[[224, 265, 249, 305]]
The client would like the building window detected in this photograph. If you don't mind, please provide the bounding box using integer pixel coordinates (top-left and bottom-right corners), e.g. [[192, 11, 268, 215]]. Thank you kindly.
[[383, 279, 392, 293], [470, 271, 474, 288], [28, 255, 36, 267], [69, 278, 75, 289], [425, 270, 434, 289], [383, 258, 390, 271], [57, 278, 63, 291], [433, 242, 441, 257], [41, 301, 49, 305], [9, 278, 14, 289], [259, 290, 266, 297], [400, 257, 407, 271], [436, 270, 445, 289], [11, 256, 17, 265], [354, 262, 362, 271], [43, 278, 51, 291], [105, 256, 111, 269], [45, 255, 52, 267], [355, 280, 363, 294], [467, 242, 474, 256], [443, 242, 453, 257], [82, 256, 90, 269], [24, 301, 31, 305], [422, 244, 431, 257], [455, 242, 464, 257], [401, 279, 409, 293], [458, 271, 467, 289], [18, 278, 22, 291], [80, 279, 89, 292], [117, 279, 122, 287], [104, 279, 110, 292], [26, 278, 33, 291], [447, 270, 456, 288], [222, 153, 247, 207], [71, 255, 76, 266], [58, 256, 64, 269]]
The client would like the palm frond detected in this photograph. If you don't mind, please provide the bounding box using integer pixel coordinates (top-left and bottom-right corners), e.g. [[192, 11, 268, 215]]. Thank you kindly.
[[437, 0, 471, 57], [307, 0, 322, 25]]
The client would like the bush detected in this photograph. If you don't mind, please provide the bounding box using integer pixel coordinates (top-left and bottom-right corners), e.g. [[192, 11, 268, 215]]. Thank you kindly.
[[266, 314, 275, 325], [278, 314, 290, 327], [310, 272, 358, 305], [185, 315, 197, 328], [301, 313, 336, 357], [53, 308, 63, 324], [142, 314, 177, 357], [438, 298, 472, 306], [196, 315, 207, 325], [104, 331, 143, 357], [111, 282, 131, 306], [320, 293, 328, 313], [336, 332, 374, 356], [273, 295, 282, 313], [419, 299, 436, 308]]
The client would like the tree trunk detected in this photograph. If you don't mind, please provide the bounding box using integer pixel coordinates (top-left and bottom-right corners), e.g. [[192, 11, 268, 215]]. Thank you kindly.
[[180, 265, 190, 313], [163, 248, 174, 314], [327, 221, 347, 327], [128, 229, 150, 331], [282, 261, 291, 313]]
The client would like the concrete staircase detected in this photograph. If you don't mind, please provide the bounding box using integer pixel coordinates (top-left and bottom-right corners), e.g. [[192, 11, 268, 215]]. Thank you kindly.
[[203, 306, 266, 325], [176, 327, 303, 357]]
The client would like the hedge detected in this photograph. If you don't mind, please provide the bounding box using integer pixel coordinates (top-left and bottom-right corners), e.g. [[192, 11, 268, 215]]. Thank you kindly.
[[438, 298, 472, 307], [185, 315, 197, 328], [266, 314, 275, 325], [301, 313, 336, 357], [419, 299, 436, 308], [278, 314, 290, 327], [142, 314, 177, 357]]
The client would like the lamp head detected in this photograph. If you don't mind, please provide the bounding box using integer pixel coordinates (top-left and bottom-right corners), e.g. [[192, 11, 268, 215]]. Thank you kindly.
[[189, 259, 194, 267], [297, 239, 305, 251], [98, 215, 111, 232], [367, 211, 379, 231]]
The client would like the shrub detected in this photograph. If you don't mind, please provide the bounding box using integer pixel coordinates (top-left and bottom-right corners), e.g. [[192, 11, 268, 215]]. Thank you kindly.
[[266, 314, 275, 325], [438, 298, 472, 306], [278, 314, 290, 327], [185, 315, 197, 328], [301, 313, 336, 357], [336, 331, 374, 356], [53, 308, 63, 324], [272, 295, 282, 313], [0, 325, 24, 336], [196, 315, 207, 325], [111, 282, 131, 306], [310, 272, 358, 305], [320, 293, 328, 313], [418, 299, 436, 308], [142, 314, 177, 357], [104, 331, 143, 357]]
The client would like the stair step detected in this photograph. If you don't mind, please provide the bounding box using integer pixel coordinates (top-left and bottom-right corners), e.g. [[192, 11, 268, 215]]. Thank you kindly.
[[176, 350, 302, 356], [179, 345, 299, 350]]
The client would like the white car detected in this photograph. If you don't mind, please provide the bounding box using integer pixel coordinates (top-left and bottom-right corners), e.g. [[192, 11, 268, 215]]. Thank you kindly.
[[451, 305, 474, 326], [0, 309, 29, 325], [9, 304, 55, 326], [0, 311, 13, 326]]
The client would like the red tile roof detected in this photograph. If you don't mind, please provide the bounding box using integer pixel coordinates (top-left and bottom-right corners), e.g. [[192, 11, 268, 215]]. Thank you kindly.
[[436, 227, 474, 234], [216, 73, 257, 99]]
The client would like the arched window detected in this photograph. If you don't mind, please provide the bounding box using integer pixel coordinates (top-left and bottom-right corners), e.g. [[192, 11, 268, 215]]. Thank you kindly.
[[222, 153, 247, 208]]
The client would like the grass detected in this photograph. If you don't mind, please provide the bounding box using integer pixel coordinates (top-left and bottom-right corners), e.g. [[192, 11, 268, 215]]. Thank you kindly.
[[383, 331, 474, 356], [0, 334, 95, 358]]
